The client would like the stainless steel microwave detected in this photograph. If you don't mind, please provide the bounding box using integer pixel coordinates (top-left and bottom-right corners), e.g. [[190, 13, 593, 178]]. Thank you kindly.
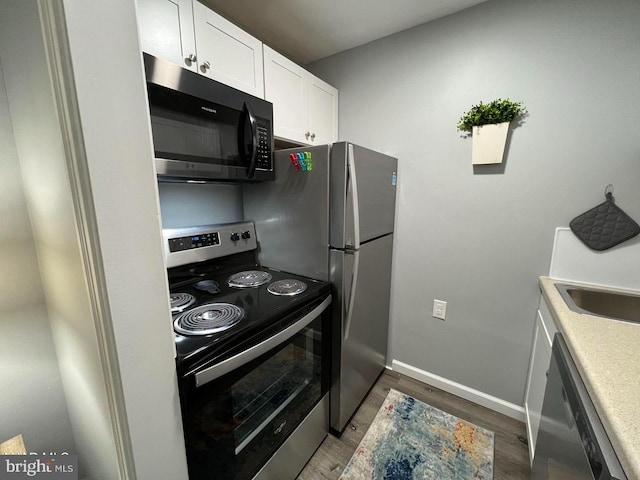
[[143, 53, 274, 182]]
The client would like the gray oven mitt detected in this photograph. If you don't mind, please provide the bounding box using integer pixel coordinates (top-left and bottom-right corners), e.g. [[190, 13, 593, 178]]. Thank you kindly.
[[570, 192, 640, 251]]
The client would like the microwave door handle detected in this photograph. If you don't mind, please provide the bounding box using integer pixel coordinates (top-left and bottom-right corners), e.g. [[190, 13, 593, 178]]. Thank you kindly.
[[243, 102, 259, 179]]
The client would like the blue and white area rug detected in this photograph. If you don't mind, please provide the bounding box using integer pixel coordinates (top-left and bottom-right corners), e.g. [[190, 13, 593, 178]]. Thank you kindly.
[[340, 389, 494, 479]]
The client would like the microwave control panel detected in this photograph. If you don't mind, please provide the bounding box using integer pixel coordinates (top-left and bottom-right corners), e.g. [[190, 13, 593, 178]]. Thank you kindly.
[[256, 119, 272, 171]]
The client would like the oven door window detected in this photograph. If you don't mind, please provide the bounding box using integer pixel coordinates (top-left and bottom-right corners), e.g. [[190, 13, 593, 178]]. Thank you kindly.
[[148, 83, 247, 168], [182, 315, 327, 480]]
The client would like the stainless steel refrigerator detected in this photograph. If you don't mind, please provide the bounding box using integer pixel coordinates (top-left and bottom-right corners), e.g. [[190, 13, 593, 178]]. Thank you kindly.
[[243, 141, 397, 433]]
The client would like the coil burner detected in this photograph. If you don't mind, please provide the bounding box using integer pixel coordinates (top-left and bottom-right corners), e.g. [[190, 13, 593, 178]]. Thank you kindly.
[[170, 293, 196, 314], [267, 279, 308, 296], [228, 270, 272, 288], [174, 303, 244, 335]]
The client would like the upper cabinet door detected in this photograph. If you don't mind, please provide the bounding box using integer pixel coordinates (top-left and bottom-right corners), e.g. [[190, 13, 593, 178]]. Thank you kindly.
[[137, 0, 197, 72], [263, 46, 308, 144], [263, 46, 338, 145], [192, 1, 264, 98], [308, 74, 338, 146]]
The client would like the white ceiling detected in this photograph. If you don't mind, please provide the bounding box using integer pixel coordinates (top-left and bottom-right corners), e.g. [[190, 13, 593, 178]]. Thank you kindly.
[[202, 0, 488, 64]]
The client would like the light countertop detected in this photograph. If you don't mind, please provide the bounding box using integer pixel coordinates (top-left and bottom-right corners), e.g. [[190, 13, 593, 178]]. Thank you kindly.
[[539, 276, 640, 480]]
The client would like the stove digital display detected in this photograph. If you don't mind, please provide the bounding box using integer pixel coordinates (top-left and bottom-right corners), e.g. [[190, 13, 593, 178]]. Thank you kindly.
[[168, 232, 220, 252]]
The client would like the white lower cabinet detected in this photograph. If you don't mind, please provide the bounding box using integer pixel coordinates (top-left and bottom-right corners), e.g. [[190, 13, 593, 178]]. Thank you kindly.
[[524, 297, 556, 464], [263, 45, 338, 145]]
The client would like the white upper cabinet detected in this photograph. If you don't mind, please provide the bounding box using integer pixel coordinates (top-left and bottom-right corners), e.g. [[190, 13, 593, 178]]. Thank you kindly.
[[263, 46, 308, 143], [137, 0, 263, 97], [192, 1, 264, 98], [137, 0, 197, 72], [137, 2, 337, 124], [263, 46, 338, 145], [308, 74, 338, 145]]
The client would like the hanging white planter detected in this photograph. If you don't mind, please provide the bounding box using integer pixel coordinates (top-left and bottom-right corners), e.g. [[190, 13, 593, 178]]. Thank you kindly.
[[471, 121, 510, 165]]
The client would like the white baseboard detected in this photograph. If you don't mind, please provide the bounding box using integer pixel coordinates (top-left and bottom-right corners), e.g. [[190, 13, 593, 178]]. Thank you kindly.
[[391, 359, 526, 422]]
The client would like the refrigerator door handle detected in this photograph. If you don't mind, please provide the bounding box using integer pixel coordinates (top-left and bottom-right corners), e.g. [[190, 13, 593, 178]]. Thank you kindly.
[[344, 249, 360, 341], [347, 144, 360, 249]]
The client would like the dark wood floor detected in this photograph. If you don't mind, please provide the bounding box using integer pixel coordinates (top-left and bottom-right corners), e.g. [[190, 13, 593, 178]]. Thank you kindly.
[[298, 370, 530, 479]]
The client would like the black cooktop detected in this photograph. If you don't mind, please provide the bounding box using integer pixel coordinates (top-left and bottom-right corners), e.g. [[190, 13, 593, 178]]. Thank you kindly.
[[169, 257, 331, 375]]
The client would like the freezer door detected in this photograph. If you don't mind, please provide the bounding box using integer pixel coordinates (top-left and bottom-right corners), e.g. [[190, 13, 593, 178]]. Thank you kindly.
[[330, 234, 393, 433], [243, 144, 330, 281], [330, 142, 397, 249]]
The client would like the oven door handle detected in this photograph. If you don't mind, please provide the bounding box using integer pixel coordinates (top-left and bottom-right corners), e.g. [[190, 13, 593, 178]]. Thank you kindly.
[[194, 295, 331, 388]]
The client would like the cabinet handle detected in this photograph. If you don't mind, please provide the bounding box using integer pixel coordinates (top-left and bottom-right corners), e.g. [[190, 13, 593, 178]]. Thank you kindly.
[[310, 133, 316, 141], [546, 370, 549, 378], [185, 53, 197, 65], [201, 61, 211, 73], [305, 131, 310, 139]]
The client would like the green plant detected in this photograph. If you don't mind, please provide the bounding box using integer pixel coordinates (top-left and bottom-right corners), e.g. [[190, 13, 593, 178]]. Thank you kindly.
[[457, 98, 526, 132]]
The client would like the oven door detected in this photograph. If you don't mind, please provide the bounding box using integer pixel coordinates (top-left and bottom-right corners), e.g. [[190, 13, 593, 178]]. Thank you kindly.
[[179, 296, 331, 480]]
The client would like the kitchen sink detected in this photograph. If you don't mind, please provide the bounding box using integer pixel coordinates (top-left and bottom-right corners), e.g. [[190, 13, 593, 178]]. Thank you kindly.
[[556, 283, 640, 324]]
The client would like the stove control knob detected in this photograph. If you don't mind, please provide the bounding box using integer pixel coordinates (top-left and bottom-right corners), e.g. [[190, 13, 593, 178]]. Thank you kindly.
[[241, 231, 251, 239], [230, 232, 240, 242]]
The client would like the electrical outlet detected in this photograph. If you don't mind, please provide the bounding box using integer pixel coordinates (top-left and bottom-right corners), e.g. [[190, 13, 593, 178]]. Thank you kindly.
[[433, 299, 447, 320]]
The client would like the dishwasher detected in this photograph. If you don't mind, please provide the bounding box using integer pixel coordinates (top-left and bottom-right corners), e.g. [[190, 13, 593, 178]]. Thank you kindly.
[[531, 333, 626, 479]]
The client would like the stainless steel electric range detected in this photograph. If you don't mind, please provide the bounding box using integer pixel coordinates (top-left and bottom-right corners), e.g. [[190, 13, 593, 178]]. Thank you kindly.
[[164, 222, 332, 480]]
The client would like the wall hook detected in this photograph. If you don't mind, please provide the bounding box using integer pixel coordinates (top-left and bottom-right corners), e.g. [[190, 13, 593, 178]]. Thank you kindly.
[[604, 184, 614, 200]]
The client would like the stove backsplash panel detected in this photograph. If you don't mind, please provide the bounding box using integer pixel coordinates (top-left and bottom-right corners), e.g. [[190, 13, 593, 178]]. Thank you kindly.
[[158, 183, 243, 229]]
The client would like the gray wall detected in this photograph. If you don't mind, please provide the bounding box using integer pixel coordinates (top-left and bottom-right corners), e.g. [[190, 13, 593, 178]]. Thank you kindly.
[[0, 61, 75, 455], [159, 183, 244, 228], [310, 0, 640, 405]]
